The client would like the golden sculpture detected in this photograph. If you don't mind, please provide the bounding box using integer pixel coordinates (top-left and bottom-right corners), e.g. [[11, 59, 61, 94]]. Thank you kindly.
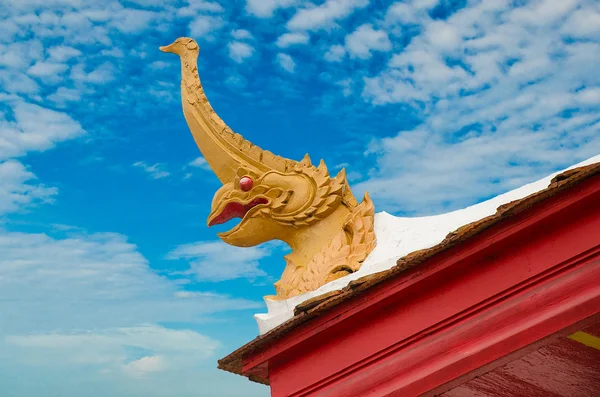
[[161, 38, 376, 299]]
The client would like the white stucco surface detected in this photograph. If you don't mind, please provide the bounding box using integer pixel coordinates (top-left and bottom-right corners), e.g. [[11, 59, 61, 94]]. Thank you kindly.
[[254, 154, 600, 335]]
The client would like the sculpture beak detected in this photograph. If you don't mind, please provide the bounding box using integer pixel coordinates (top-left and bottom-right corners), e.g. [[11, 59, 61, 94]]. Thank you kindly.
[[159, 42, 177, 53]]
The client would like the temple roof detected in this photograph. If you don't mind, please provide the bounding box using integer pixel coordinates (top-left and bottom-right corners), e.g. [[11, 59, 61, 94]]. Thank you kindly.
[[218, 158, 600, 384]]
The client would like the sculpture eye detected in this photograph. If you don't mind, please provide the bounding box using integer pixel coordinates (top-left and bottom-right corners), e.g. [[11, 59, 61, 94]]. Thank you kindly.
[[239, 176, 253, 191]]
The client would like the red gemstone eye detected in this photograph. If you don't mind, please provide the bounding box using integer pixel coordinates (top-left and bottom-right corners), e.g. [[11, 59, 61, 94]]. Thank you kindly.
[[239, 176, 253, 191]]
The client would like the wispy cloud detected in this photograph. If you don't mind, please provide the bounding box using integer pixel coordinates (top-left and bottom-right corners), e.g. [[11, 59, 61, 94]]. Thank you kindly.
[[0, 99, 85, 160], [183, 156, 213, 180], [324, 44, 346, 62], [276, 53, 296, 73], [228, 41, 255, 63], [188, 156, 211, 170], [231, 29, 253, 40], [0, 160, 57, 216], [276, 32, 309, 48], [133, 161, 170, 179], [188, 14, 225, 38], [0, 229, 261, 334], [246, 0, 299, 18], [167, 240, 271, 282], [287, 0, 369, 31], [0, 96, 83, 218], [7, 325, 218, 378], [324, 22, 392, 62], [345, 24, 392, 59]]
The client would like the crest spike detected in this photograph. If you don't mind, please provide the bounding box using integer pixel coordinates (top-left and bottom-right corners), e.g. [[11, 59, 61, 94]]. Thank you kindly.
[[317, 159, 329, 175], [300, 154, 312, 167]]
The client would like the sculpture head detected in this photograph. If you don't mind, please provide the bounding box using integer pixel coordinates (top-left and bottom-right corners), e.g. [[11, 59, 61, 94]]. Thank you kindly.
[[159, 37, 198, 56], [207, 157, 347, 247]]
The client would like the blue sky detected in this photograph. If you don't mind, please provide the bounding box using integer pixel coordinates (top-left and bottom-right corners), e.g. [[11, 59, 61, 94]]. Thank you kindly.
[[0, 0, 599, 396]]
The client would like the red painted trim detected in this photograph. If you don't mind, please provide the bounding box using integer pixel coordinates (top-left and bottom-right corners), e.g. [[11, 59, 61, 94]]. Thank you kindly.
[[243, 174, 600, 397], [441, 318, 600, 396], [426, 312, 600, 397]]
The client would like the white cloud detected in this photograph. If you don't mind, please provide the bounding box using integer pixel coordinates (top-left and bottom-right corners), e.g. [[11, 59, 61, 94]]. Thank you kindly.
[[0, 229, 261, 334], [276, 32, 309, 48], [0, 49, 30, 69], [324, 44, 346, 62], [0, 100, 85, 160], [577, 87, 600, 105], [133, 161, 170, 179], [509, 0, 578, 26], [47, 45, 82, 62], [336, 78, 353, 97], [562, 7, 600, 38], [47, 87, 82, 105], [276, 53, 296, 73], [28, 61, 69, 78], [231, 29, 253, 40], [345, 24, 392, 59], [228, 41, 254, 63], [246, 0, 298, 18], [225, 74, 248, 88], [188, 156, 211, 170], [149, 60, 170, 70], [0, 160, 57, 216], [6, 325, 219, 368], [184, 156, 212, 180], [0, 71, 40, 94], [412, 0, 439, 10], [167, 240, 270, 282], [385, 2, 419, 25], [110, 8, 160, 34], [123, 355, 167, 377], [7, 327, 203, 362], [357, 0, 600, 214], [180, 0, 224, 14], [424, 20, 461, 53], [188, 14, 225, 37], [324, 23, 392, 62], [70, 62, 116, 84], [7, 326, 216, 377], [287, 0, 369, 31], [0, 40, 43, 69], [100, 47, 125, 57]]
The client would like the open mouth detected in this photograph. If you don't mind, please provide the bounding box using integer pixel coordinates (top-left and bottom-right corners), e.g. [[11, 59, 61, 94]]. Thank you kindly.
[[208, 197, 269, 227]]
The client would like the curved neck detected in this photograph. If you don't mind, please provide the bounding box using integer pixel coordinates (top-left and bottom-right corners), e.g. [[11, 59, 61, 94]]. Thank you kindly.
[[179, 50, 200, 93], [171, 46, 298, 184]]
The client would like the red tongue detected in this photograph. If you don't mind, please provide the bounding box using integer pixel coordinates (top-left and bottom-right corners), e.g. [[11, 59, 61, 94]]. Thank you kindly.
[[208, 198, 268, 227]]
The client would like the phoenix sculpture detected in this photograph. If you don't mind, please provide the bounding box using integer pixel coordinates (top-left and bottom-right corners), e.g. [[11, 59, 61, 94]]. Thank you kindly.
[[160, 37, 376, 300]]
